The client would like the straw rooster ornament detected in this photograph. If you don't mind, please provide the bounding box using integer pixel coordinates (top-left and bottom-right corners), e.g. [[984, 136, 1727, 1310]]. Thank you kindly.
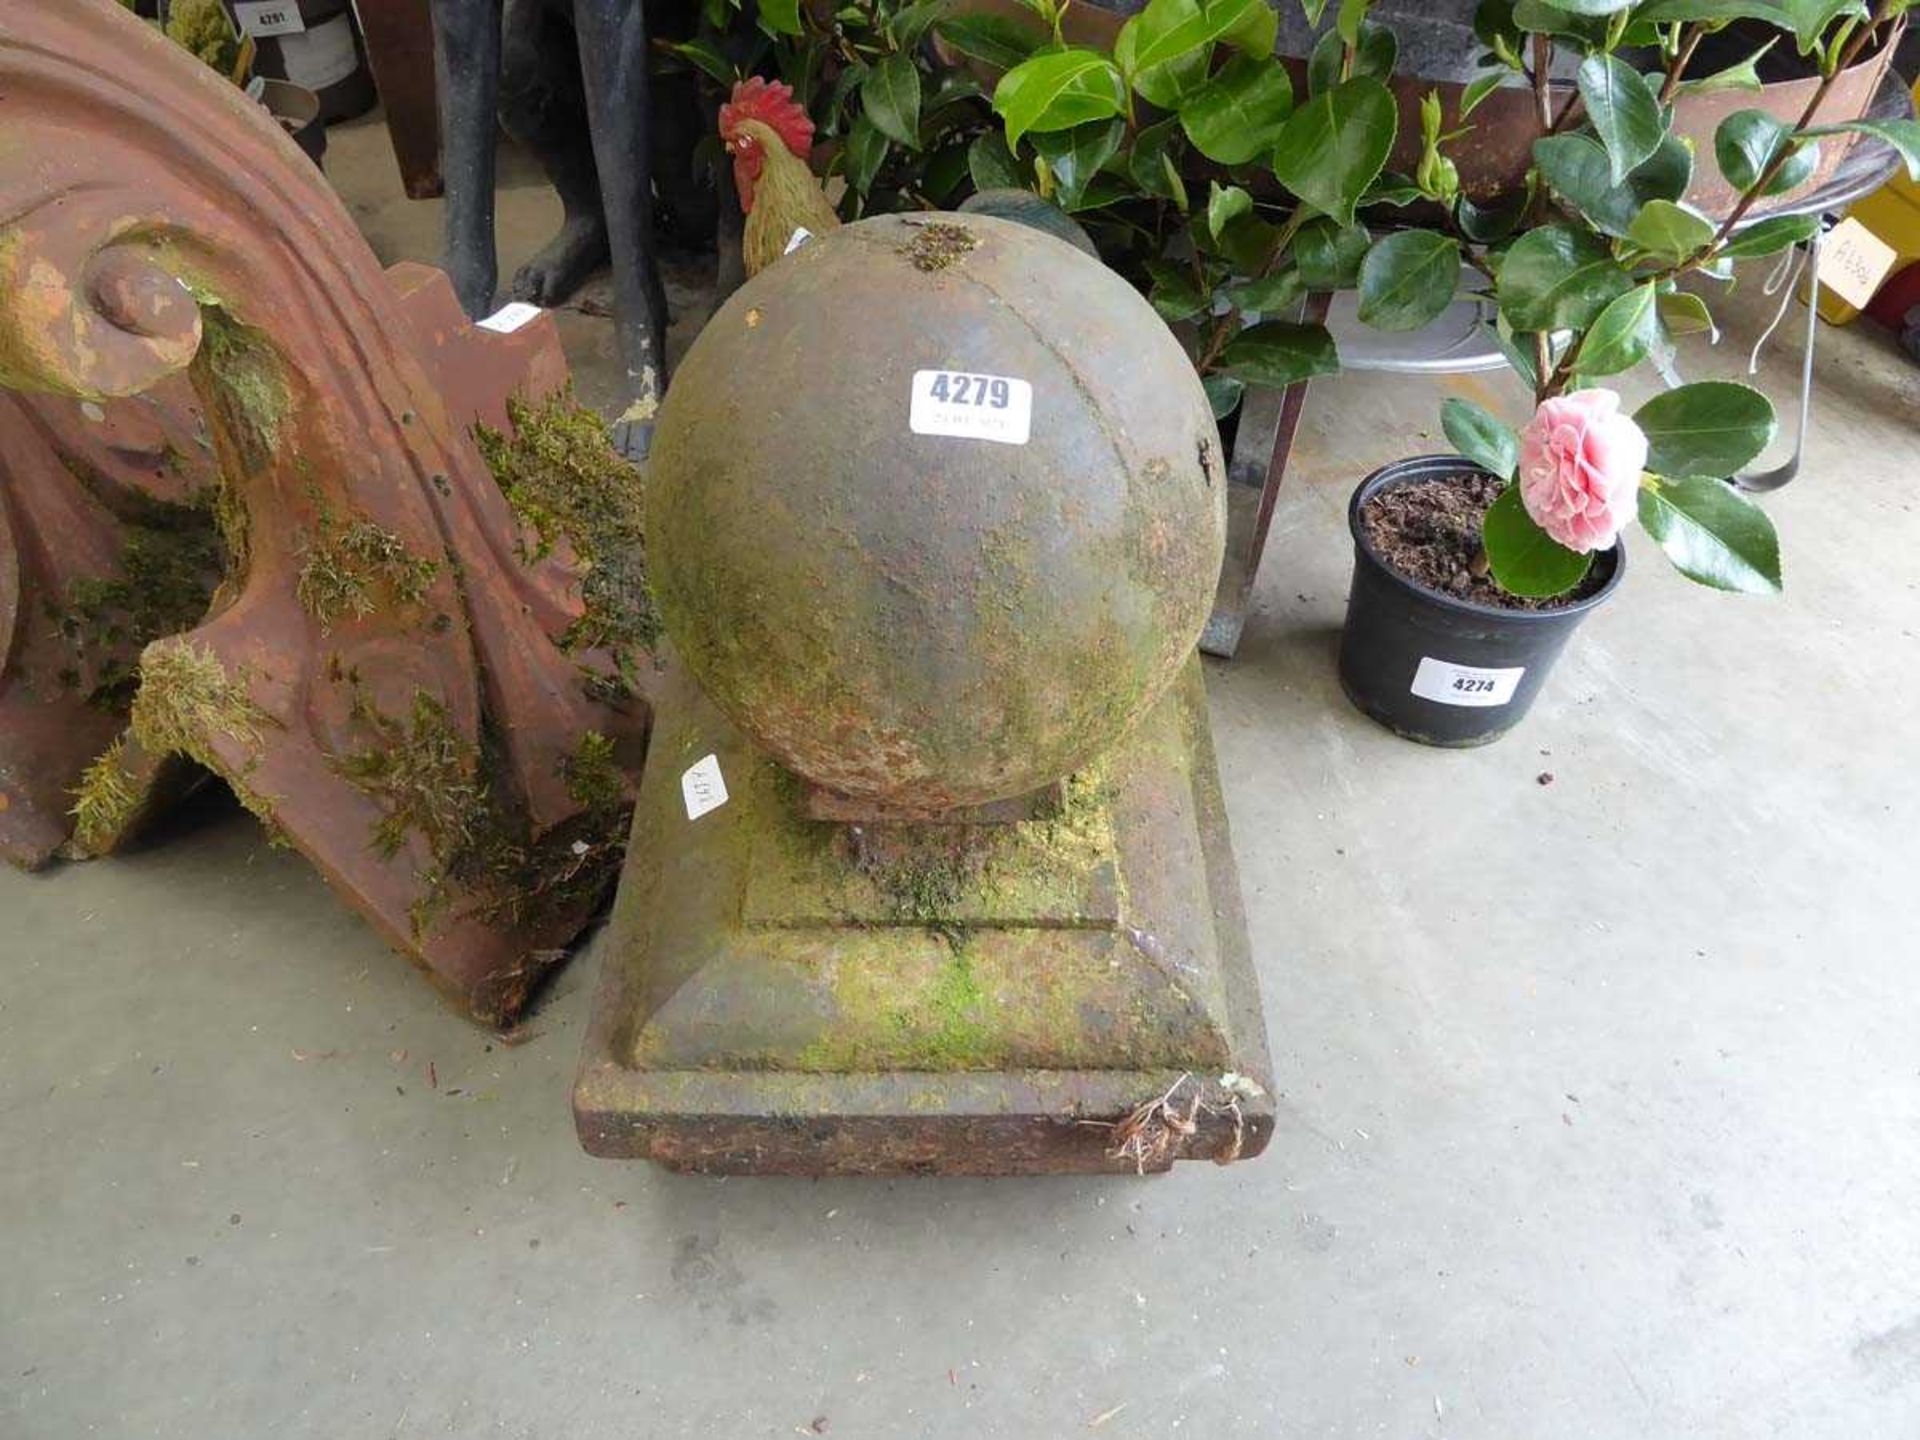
[[720, 78, 840, 277]]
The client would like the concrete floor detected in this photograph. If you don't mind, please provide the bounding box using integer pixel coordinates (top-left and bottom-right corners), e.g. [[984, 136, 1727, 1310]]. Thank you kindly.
[[5, 110, 1920, 1440]]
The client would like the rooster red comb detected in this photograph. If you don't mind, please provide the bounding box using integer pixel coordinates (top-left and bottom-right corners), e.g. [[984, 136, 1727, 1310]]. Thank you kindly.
[[720, 77, 815, 160]]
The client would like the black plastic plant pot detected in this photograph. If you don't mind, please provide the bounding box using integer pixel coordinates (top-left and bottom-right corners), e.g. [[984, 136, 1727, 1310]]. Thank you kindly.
[[1338, 454, 1626, 747]]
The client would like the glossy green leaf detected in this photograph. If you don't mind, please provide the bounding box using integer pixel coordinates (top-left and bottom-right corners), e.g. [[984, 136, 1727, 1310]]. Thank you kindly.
[[1031, 119, 1126, 210], [1638, 475, 1781, 592], [1673, 39, 1774, 95], [1657, 290, 1716, 336], [1483, 485, 1594, 598], [1715, 110, 1819, 196], [758, 0, 803, 36], [1460, 71, 1508, 119], [1496, 224, 1634, 332], [670, 38, 737, 85], [1129, 119, 1187, 200], [1489, 319, 1541, 389], [843, 113, 888, 195], [1356, 229, 1460, 331], [1552, 0, 1635, 12], [1719, 213, 1819, 260], [1577, 53, 1665, 184], [1207, 181, 1254, 239], [1512, 0, 1612, 43], [1146, 260, 1210, 321], [1457, 189, 1528, 242], [1116, 0, 1277, 91], [863, 54, 923, 149], [1441, 396, 1520, 480], [1337, 0, 1370, 45], [1807, 118, 1920, 182], [1203, 374, 1246, 419], [1226, 269, 1308, 313], [1212, 212, 1282, 272], [891, 0, 951, 49], [968, 130, 1022, 190], [1271, 76, 1398, 227], [1534, 132, 1692, 238], [1574, 283, 1661, 375], [1307, 21, 1396, 94], [1294, 218, 1372, 289], [992, 49, 1126, 148], [936, 13, 1044, 70], [1633, 0, 1864, 55], [1634, 380, 1776, 478], [1216, 321, 1342, 388], [1626, 198, 1717, 263], [1180, 54, 1295, 165], [1301, 0, 1334, 22]]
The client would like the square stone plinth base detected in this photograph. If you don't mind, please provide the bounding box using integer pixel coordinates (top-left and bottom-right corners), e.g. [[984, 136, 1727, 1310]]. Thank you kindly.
[[573, 656, 1274, 1176]]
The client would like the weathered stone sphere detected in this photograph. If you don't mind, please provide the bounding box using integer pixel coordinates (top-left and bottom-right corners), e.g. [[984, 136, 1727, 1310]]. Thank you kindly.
[[647, 212, 1225, 813]]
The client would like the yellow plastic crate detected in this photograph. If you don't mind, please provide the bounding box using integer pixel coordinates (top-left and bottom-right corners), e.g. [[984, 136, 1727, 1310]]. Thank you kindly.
[[1818, 77, 1920, 324]]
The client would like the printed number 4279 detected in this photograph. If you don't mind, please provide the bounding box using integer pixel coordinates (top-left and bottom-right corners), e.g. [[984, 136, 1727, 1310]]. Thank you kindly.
[[928, 373, 1010, 408]]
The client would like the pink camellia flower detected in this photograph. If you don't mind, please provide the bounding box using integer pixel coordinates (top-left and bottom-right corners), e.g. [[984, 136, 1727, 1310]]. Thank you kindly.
[[1516, 388, 1649, 554]]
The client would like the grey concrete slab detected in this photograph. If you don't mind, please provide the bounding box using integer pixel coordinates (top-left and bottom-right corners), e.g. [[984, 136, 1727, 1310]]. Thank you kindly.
[[4, 111, 1919, 1439]]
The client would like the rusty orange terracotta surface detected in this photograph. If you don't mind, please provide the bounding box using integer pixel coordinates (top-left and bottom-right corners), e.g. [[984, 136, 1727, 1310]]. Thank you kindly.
[[0, 1, 650, 1024]]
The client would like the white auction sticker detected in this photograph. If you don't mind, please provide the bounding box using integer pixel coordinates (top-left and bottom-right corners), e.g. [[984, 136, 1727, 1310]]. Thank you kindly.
[[232, 1, 306, 37], [681, 754, 729, 820], [1816, 216, 1898, 310], [478, 301, 544, 334], [909, 370, 1032, 445], [1410, 656, 1525, 708], [783, 227, 814, 255]]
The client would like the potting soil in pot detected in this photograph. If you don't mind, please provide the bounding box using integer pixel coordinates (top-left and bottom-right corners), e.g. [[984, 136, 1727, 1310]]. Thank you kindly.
[[1360, 473, 1610, 611]]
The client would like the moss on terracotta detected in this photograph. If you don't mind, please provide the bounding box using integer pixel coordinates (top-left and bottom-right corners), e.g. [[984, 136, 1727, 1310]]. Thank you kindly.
[[474, 388, 660, 685], [330, 684, 631, 939], [334, 689, 480, 860], [55, 511, 223, 708], [295, 507, 439, 631], [69, 740, 140, 854], [128, 639, 277, 824]]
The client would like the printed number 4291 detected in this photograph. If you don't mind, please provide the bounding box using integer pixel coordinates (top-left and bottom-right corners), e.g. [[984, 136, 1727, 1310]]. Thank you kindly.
[[927, 373, 1011, 408], [1453, 677, 1497, 694]]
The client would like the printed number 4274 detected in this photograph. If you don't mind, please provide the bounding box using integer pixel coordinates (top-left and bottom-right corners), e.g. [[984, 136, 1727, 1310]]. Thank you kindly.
[[1453, 677, 1497, 694], [928, 373, 1010, 408]]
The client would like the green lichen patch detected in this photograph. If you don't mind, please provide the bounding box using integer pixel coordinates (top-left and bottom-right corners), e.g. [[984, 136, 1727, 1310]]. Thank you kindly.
[[561, 730, 626, 812], [69, 740, 140, 854], [192, 307, 286, 533], [295, 509, 439, 631], [474, 388, 659, 676], [53, 511, 223, 709], [899, 221, 979, 273], [164, 0, 250, 81]]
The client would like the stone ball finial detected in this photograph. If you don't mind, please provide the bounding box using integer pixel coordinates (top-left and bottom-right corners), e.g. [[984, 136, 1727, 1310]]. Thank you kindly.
[[646, 213, 1225, 814]]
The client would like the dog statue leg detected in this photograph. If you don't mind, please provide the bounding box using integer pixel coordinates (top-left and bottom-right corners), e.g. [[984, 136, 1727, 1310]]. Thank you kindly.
[[569, 0, 669, 462], [428, 0, 504, 319]]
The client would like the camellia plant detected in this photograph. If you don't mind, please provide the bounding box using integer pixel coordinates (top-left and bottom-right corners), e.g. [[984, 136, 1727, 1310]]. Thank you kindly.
[[977, 0, 1920, 598], [965, 0, 1412, 419], [1415, 0, 1920, 597]]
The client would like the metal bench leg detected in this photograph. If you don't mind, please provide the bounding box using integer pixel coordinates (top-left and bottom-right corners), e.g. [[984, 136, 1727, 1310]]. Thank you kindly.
[[1200, 292, 1330, 659], [1736, 223, 1823, 494]]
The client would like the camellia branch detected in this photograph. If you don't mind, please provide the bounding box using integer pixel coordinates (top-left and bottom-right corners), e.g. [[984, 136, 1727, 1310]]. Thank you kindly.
[[1658, 22, 1706, 104], [1533, 3, 1895, 402]]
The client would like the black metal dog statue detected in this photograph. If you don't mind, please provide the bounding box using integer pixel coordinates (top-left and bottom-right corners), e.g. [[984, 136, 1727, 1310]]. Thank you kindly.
[[429, 0, 715, 457]]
